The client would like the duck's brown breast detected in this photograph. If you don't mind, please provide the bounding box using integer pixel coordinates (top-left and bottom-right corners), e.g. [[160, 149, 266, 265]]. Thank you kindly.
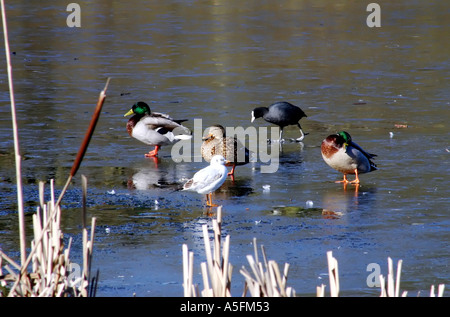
[[126, 115, 141, 136], [321, 135, 341, 159]]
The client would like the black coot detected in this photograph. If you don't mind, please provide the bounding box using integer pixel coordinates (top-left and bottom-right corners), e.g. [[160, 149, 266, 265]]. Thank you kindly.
[[251, 101, 308, 141]]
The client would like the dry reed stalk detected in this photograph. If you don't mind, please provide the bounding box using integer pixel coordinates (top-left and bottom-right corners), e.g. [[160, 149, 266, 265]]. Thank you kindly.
[[430, 284, 445, 297], [315, 252, 344, 297], [240, 238, 295, 297], [316, 284, 326, 297], [1, 0, 26, 266], [182, 206, 233, 297], [379, 257, 406, 297], [182, 244, 195, 297], [81, 175, 97, 297], [56, 77, 110, 208], [327, 251, 339, 297]]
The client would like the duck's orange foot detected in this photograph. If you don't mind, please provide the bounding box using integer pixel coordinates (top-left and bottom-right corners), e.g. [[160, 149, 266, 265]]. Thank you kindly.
[[335, 174, 349, 183], [145, 146, 160, 157]]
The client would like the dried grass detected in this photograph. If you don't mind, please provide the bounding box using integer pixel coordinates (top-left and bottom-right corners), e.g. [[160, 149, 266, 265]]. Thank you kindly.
[[240, 238, 295, 297], [0, 178, 97, 297], [1, 0, 108, 295], [378, 257, 445, 297], [183, 207, 232, 297], [183, 206, 296, 297], [183, 208, 445, 298]]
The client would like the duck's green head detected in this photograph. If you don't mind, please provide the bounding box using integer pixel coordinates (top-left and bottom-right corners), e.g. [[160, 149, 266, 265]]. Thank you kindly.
[[124, 102, 151, 117], [337, 131, 352, 151]]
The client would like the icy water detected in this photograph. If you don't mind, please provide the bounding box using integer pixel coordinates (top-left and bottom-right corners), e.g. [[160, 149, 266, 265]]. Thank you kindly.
[[0, 1, 448, 296]]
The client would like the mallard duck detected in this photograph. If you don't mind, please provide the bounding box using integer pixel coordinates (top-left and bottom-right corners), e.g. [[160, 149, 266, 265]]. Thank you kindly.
[[251, 101, 308, 141], [183, 155, 228, 207], [201, 125, 250, 177], [321, 131, 377, 184], [124, 101, 191, 157]]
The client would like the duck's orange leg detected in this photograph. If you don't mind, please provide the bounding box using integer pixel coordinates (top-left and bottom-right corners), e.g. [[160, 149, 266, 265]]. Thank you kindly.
[[227, 164, 236, 176], [145, 145, 160, 157], [350, 169, 361, 184], [227, 164, 236, 181]]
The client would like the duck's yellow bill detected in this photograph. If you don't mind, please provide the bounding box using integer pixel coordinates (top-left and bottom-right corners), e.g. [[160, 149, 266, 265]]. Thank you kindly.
[[124, 109, 134, 117]]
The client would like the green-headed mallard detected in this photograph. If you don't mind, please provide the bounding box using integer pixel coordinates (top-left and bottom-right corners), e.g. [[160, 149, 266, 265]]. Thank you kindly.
[[183, 155, 228, 207], [321, 131, 377, 184], [201, 125, 250, 177], [251, 101, 308, 141], [124, 101, 191, 157]]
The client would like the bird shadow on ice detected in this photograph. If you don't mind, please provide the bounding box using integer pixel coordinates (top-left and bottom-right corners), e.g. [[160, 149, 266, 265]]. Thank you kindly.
[[268, 184, 378, 219], [320, 183, 378, 217]]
